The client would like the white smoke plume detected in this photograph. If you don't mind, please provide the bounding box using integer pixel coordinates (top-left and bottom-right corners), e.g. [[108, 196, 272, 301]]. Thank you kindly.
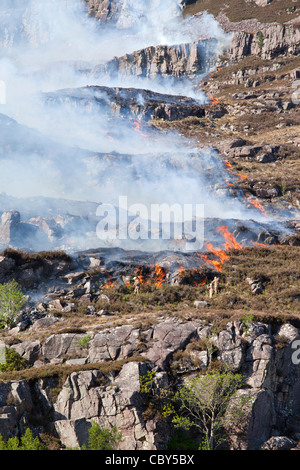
[[0, 0, 269, 253]]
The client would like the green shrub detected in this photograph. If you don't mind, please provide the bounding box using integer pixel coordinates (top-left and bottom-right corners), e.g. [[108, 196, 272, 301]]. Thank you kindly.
[[257, 31, 264, 51], [86, 423, 122, 450], [0, 280, 26, 328], [0, 428, 45, 450], [0, 347, 29, 372], [77, 335, 91, 349]]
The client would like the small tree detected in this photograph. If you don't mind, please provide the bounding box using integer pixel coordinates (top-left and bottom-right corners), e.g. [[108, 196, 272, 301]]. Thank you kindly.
[[87, 423, 122, 450], [0, 280, 26, 328], [0, 429, 45, 450], [0, 347, 29, 372], [169, 368, 249, 450], [257, 31, 264, 51]]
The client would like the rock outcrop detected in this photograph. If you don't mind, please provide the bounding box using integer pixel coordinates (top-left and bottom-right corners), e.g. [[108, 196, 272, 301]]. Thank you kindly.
[[45, 85, 206, 122], [230, 24, 300, 61], [93, 40, 219, 80], [53, 362, 168, 450], [0, 211, 50, 252], [85, 0, 187, 24], [1, 317, 300, 450]]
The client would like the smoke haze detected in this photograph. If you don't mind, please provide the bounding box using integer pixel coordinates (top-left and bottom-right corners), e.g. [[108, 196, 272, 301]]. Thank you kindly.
[[0, 0, 272, 252]]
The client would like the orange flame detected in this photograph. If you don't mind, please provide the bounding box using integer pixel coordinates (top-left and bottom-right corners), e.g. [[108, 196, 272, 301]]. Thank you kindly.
[[248, 199, 267, 216], [199, 241, 230, 273], [251, 241, 267, 247], [199, 252, 223, 272], [136, 268, 149, 285], [153, 265, 166, 287], [238, 174, 249, 181], [198, 226, 243, 272], [217, 225, 243, 250], [194, 277, 208, 287], [103, 275, 114, 289], [205, 242, 230, 263], [133, 120, 148, 138], [245, 193, 267, 217], [210, 67, 222, 77], [210, 95, 220, 106], [225, 160, 248, 183]]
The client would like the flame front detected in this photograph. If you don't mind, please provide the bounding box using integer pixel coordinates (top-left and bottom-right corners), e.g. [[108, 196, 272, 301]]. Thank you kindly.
[[136, 268, 149, 285], [133, 119, 148, 138], [153, 265, 166, 287], [209, 94, 220, 106], [103, 275, 114, 289], [217, 225, 243, 250], [198, 225, 242, 272], [224, 160, 248, 183], [251, 240, 267, 247], [245, 193, 267, 217]]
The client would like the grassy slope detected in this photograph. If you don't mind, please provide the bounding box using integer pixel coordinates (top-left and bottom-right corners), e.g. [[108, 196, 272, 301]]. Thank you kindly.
[[184, 0, 300, 24], [152, 52, 300, 210]]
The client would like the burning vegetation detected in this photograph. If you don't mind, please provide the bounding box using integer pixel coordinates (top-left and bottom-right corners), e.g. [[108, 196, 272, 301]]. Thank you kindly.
[[97, 222, 282, 299], [68, 243, 300, 321]]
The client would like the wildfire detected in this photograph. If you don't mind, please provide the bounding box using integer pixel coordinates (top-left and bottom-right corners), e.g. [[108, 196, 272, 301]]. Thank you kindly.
[[210, 67, 222, 77], [224, 160, 248, 183], [237, 173, 249, 181], [199, 252, 223, 272], [251, 241, 267, 247], [136, 268, 149, 285], [206, 241, 231, 263], [194, 277, 208, 287], [133, 120, 148, 138], [135, 265, 167, 288], [209, 95, 220, 106], [245, 193, 267, 217], [198, 225, 243, 272], [153, 265, 166, 287], [217, 225, 243, 250], [103, 275, 114, 289], [178, 266, 207, 286]]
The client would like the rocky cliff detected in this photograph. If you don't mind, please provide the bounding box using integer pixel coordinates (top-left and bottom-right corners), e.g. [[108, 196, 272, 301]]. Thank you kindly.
[[2, 312, 300, 450], [0, 244, 299, 450], [93, 39, 220, 80], [230, 24, 300, 61]]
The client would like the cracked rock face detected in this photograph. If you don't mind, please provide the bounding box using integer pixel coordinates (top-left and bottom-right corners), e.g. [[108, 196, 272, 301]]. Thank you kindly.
[[53, 362, 165, 450], [93, 39, 219, 80], [230, 24, 300, 61], [2, 318, 300, 449], [85, 0, 185, 25]]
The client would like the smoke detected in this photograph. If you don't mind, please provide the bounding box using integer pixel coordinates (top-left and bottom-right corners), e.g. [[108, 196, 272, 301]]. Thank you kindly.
[[0, 0, 268, 253]]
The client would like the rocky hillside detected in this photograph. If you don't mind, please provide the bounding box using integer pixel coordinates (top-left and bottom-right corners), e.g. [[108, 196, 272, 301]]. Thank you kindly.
[[0, 242, 299, 450], [0, 0, 299, 453]]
